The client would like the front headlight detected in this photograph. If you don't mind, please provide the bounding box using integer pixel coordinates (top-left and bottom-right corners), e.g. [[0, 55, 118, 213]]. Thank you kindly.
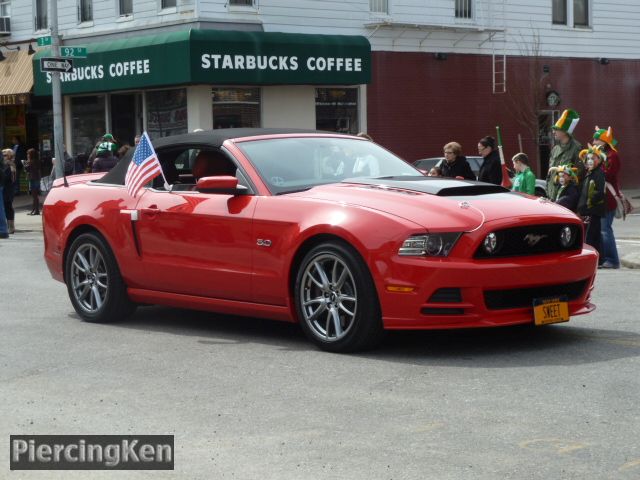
[[399, 233, 462, 257]]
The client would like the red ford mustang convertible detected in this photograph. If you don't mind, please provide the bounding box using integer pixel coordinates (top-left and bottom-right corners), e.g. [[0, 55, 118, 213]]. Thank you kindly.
[[43, 129, 597, 352]]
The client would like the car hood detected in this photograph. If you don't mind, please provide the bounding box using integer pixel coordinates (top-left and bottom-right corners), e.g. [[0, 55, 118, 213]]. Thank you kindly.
[[289, 177, 573, 232]]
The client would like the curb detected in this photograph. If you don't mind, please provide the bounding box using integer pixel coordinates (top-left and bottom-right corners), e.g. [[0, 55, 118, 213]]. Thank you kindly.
[[621, 253, 640, 269]]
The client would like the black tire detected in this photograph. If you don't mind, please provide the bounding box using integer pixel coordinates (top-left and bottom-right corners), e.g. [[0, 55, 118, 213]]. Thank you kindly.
[[294, 241, 384, 352], [65, 232, 136, 323]]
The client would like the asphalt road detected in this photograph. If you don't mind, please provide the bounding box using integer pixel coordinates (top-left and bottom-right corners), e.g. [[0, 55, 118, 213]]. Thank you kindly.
[[1, 213, 640, 479]]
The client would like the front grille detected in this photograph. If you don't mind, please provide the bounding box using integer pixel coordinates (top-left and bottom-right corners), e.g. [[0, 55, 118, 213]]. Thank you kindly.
[[474, 224, 582, 258], [484, 279, 589, 310], [428, 288, 462, 303]]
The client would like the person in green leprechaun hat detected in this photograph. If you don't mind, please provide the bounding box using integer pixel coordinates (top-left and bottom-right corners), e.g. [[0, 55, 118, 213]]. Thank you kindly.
[[546, 109, 584, 201]]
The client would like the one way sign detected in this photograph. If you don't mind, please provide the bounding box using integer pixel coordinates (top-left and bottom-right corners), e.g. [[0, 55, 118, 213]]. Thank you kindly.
[[40, 57, 74, 73]]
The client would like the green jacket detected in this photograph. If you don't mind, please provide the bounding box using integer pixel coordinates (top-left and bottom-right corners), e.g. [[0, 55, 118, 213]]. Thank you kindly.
[[546, 137, 583, 201], [512, 167, 536, 195]]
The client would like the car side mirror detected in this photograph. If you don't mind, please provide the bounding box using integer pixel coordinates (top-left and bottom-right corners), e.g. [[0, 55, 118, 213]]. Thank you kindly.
[[195, 176, 247, 195]]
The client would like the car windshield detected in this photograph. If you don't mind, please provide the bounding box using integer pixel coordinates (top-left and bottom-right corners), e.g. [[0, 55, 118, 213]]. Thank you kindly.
[[236, 136, 419, 194]]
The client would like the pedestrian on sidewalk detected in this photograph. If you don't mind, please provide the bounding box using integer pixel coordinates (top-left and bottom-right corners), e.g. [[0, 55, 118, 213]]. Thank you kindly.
[[593, 126, 622, 269], [11, 135, 26, 196], [0, 161, 8, 238], [511, 152, 536, 195], [2, 149, 16, 234], [24, 148, 41, 216], [577, 144, 606, 258], [546, 109, 584, 201], [90, 133, 119, 173], [477, 136, 502, 185], [441, 142, 475, 180], [550, 165, 579, 213]]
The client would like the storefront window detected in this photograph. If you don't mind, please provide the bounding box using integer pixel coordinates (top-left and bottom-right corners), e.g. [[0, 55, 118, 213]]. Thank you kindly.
[[146, 88, 188, 140], [212, 88, 261, 129], [315, 88, 359, 134], [71, 95, 105, 157]]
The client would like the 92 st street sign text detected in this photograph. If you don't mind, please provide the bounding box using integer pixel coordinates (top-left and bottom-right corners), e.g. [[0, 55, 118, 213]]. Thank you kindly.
[[60, 47, 88, 58]]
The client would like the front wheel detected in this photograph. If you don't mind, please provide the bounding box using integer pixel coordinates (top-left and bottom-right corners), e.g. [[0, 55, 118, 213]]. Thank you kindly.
[[65, 232, 136, 323], [294, 242, 383, 352]]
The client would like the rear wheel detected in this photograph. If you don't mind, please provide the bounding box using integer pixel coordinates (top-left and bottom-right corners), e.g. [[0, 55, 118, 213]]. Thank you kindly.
[[294, 241, 383, 352], [65, 232, 136, 323]]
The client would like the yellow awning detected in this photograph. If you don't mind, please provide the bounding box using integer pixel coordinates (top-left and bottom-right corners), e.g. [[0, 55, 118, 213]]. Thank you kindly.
[[0, 50, 33, 105]]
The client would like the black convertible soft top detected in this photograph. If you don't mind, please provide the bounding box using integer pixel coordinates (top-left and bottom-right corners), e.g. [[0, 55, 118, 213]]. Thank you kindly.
[[99, 128, 338, 185]]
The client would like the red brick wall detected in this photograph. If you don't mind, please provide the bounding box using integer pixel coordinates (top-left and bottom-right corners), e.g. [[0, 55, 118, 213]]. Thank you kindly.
[[367, 51, 640, 189]]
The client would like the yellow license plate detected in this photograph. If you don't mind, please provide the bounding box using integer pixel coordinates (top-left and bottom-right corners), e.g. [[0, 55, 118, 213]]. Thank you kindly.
[[533, 297, 569, 326]]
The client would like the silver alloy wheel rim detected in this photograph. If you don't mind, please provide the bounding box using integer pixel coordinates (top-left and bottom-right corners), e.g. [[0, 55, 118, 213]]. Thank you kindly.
[[71, 244, 108, 313], [300, 253, 357, 342]]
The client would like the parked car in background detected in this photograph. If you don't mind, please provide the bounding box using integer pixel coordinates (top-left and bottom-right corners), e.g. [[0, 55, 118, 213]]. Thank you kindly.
[[414, 156, 548, 197], [43, 130, 594, 353]]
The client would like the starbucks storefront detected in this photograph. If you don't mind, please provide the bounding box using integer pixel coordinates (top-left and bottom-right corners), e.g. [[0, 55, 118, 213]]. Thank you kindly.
[[33, 30, 371, 157]]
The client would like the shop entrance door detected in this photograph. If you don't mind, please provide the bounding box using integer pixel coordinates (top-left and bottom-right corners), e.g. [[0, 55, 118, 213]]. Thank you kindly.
[[111, 93, 142, 147]]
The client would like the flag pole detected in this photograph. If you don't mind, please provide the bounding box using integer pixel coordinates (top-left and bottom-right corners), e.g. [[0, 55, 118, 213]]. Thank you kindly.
[[496, 125, 512, 189]]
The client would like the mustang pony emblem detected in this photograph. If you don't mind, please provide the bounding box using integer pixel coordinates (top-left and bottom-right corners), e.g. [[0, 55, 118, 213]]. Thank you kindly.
[[523, 233, 548, 247]]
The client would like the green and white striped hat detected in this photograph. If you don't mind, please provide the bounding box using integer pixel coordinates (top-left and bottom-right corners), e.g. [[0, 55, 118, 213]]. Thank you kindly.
[[552, 109, 580, 135]]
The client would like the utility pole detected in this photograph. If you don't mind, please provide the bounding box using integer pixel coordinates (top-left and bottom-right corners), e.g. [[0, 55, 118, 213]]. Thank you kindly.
[[50, 0, 65, 181]]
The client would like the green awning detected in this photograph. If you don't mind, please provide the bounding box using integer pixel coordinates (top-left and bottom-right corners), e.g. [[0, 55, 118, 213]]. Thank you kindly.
[[33, 29, 371, 96]]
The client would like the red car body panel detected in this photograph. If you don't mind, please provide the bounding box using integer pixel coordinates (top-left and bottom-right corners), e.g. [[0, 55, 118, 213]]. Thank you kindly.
[[43, 132, 598, 331]]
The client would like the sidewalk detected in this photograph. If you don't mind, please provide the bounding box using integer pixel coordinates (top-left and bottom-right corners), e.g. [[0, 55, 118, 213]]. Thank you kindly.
[[5, 187, 640, 268], [619, 188, 640, 269], [9, 193, 46, 234]]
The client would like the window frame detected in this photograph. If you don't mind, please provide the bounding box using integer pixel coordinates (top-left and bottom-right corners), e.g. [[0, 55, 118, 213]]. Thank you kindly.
[[552, 0, 591, 28], [0, 1, 11, 17], [118, 0, 133, 17], [160, 0, 176, 9], [78, 0, 93, 24], [454, 0, 474, 20], [34, 0, 48, 31], [369, 0, 388, 15], [572, 0, 589, 27]]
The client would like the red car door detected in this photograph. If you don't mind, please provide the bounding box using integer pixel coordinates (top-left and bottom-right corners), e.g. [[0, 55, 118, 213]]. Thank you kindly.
[[133, 189, 257, 301]]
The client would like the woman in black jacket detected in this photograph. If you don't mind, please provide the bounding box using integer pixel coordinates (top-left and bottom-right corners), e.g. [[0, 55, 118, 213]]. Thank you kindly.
[[477, 136, 503, 185], [441, 142, 476, 180]]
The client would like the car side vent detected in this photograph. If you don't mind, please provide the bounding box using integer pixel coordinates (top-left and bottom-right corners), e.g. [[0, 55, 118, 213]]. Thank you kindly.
[[428, 288, 462, 303], [421, 307, 465, 315]]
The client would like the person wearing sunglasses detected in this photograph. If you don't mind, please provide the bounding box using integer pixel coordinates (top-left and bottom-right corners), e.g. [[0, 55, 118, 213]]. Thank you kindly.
[[440, 142, 475, 180], [477, 136, 502, 185]]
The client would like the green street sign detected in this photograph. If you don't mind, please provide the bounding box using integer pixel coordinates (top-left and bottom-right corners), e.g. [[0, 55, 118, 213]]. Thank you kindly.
[[60, 46, 88, 58], [37, 36, 52, 47]]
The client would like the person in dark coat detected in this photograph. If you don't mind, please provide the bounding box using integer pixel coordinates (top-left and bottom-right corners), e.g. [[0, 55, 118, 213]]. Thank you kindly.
[[11, 135, 27, 196], [551, 165, 579, 213], [0, 155, 9, 238], [577, 144, 606, 257], [24, 148, 41, 215], [2, 149, 16, 233], [593, 126, 621, 269], [477, 136, 502, 185], [441, 142, 475, 180]]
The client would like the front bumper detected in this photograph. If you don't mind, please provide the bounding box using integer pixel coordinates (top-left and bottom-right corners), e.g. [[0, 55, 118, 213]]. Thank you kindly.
[[378, 247, 598, 330]]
